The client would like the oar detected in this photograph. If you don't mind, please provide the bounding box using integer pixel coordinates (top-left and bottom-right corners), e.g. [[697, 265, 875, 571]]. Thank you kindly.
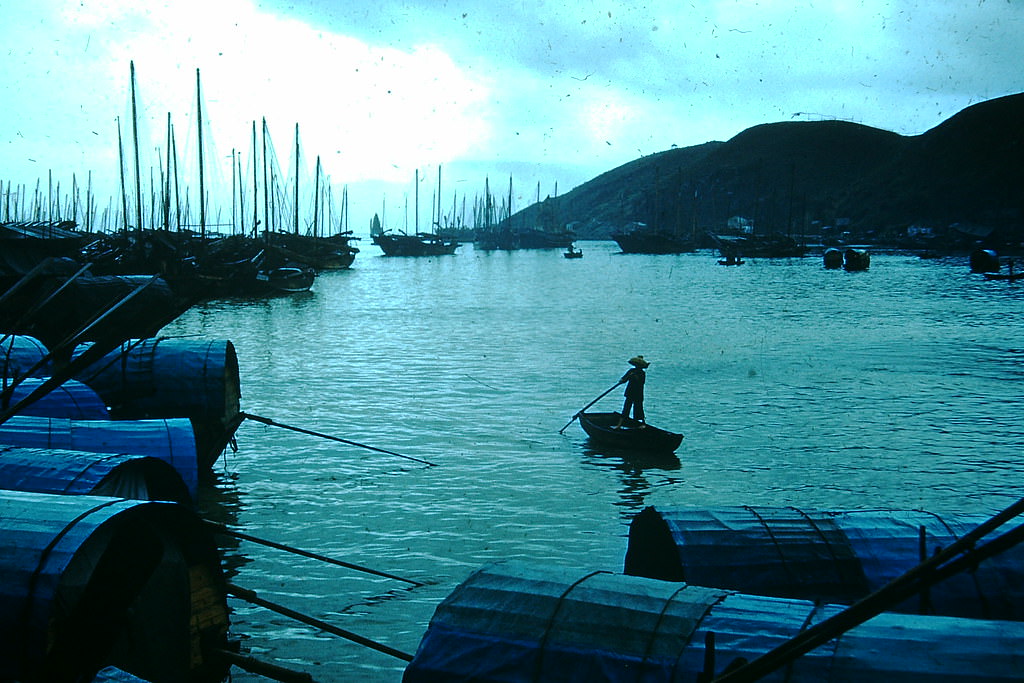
[[203, 519, 424, 586], [241, 412, 437, 467], [226, 583, 414, 662], [558, 381, 622, 434]]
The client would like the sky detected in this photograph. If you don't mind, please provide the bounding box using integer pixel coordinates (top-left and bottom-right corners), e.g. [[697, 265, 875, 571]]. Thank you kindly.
[[2, 0, 1022, 235]]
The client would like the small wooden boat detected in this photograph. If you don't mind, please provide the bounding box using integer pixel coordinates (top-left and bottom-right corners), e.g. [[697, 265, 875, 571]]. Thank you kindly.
[[984, 271, 1024, 281], [563, 245, 583, 259], [578, 411, 683, 453]]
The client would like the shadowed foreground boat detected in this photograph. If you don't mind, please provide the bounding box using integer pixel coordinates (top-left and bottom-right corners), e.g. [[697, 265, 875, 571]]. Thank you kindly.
[[578, 411, 683, 453]]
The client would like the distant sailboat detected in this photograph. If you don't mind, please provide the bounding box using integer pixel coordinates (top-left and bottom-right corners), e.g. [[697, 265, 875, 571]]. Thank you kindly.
[[372, 168, 459, 256]]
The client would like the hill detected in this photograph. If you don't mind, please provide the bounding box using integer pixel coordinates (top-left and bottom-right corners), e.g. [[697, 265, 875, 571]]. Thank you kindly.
[[517, 93, 1024, 248]]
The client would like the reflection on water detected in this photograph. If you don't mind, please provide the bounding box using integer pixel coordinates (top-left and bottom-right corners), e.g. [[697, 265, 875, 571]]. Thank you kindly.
[[163, 244, 1024, 681], [579, 445, 682, 520]]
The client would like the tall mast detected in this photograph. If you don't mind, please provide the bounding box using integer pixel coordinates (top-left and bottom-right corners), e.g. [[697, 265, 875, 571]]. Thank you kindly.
[[313, 155, 321, 238], [293, 123, 300, 235], [163, 112, 172, 230], [252, 121, 258, 236], [130, 61, 143, 231], [117, 117, 129, 232], [171, 121, 181, 231], [436, 164, 442, 232], [414, 168, 419, 234], [262, 118, 270, 237], [86, 171, 93, 232], [196, 68, 206, 237], [231, 149, 237, 234]]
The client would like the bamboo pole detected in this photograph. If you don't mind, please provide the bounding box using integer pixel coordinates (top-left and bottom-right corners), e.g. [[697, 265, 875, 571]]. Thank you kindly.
[[226, 583, 414, 662]]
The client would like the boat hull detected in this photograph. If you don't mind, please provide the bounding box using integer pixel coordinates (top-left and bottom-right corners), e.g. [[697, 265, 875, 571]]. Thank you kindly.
[[611, 229, 695, 254], [372, 233, 458, 256], [578, 412, 683, 453]]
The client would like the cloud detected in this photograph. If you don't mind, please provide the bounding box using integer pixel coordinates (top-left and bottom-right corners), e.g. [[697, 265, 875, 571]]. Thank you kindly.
[[2, 0, 1022, 232]]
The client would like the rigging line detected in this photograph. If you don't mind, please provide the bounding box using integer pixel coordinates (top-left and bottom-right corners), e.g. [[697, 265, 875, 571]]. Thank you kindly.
[[203, 520, 424, 586], [241, 412, 437, 467], [226, 583, 414, 662]]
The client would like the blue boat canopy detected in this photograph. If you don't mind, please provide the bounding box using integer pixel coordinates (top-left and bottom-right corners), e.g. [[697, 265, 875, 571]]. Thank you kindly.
[[624, 505, 1024, 621], [0, 490, 228, 683], [0, 445, 191, 504], [404, 560, 1024, 682], [0, 415, 199, 497], [1, 334, 50, 380], [72, 338, 242, 468], [2, 377, 109, 419]]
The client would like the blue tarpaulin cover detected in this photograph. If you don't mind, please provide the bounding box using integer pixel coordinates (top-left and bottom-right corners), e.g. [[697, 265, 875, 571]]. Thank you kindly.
[[624, 506, 1024, 620], [404, 561, 1024, 682], [72, 337, 240, 422], [0, 415, 198, 497], [0, 490, 219, 682], [0, 334, 49, 380], [3, 377, 109, 419], [72, 338, 242, 468], [0, 445, 191, 504]]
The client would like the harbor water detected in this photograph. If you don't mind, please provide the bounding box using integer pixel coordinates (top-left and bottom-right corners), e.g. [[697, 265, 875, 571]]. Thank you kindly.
[[163, 241, 1024, 682]]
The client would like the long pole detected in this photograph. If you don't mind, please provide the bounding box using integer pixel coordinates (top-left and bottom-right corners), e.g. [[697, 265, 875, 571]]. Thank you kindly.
[[293, 122, 300, 235], [558, 382, 622, 433], [252, 121, 258, 235], [226, 583, 414, 662], [262, 118, 270, 237], [241, 412, 437, 467], [117, 117, 129, 232], [203, 520, 424, 586], [312, 155, 321, 238], [196, 68, 206, 237], [130, 61, 143, 231]]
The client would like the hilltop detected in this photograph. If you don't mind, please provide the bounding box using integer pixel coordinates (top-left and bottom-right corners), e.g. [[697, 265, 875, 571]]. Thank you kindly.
[[517, 93, 1024, 248]]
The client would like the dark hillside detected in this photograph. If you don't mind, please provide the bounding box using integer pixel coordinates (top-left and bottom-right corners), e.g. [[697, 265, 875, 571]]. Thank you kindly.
[[517, 92, 1024, 247], [841, 93, 1024, 235]]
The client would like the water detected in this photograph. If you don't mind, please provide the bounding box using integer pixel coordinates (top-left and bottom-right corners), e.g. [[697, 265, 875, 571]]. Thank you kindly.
[[164, 242, 1024, 682]]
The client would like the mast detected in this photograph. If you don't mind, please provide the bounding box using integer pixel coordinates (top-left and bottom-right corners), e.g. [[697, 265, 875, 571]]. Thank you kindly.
[[293, 123, 300, 235], [171, 121, 181, 231], [196, 68, 206, 237], [341, 185, 349, 234], [436, 164, 442, 233], [313, 155, 321, 238], [163, 113, 172, 230], [117, 117, 129, 232], [252, 121, 258, 236], [262, 118, 270, 237], [231, 149, 237, 234], [414, 168, 419, 234], [86, 171, 93, 232], [130, 61, 143, 231]]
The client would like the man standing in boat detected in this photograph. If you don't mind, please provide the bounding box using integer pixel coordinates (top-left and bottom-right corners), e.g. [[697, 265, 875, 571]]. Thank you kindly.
[[615, 355, 649, 428]]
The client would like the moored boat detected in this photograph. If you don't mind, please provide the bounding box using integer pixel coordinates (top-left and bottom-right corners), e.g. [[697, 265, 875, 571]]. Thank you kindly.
[[578, 411, 683, 453], [0, 489, 229, 682], [823, 247, 844, 269], [254, 264, 315, 294], [624, 505, 1024, 620], [404, 560, 1024, 683], [372, 232, 459, 257], [611, 222, 696, 254], [843, 247, 870, 271]]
